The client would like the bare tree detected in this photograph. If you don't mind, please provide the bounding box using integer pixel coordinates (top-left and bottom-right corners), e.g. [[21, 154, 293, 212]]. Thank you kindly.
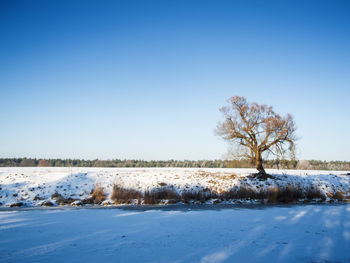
[[216, 96, 297, 176]]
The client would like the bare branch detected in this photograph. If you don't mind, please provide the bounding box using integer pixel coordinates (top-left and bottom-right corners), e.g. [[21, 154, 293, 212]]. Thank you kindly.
[[216, 96, 297, 175]]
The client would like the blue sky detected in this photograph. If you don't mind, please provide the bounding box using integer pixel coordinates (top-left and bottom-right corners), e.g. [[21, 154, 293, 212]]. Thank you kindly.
[[0, 0, 349, 161]]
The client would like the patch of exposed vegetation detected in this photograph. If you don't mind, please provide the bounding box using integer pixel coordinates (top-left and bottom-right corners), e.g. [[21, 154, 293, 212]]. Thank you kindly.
[[51, 192, 76, 205], [111, 185, 142, 204], [90, 187, 107, 204]]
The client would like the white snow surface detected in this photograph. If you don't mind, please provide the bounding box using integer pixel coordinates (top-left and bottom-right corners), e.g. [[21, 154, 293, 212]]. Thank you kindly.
[[0, 167, 349, 206], [0, 204, 350, 262]]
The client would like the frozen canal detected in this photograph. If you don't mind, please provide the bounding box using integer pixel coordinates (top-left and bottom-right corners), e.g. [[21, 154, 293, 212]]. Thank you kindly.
[[1, 204, 350, 263]]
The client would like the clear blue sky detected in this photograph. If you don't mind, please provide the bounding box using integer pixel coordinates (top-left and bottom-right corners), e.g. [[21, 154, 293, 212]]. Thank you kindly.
[[1, 0, 349, 161]]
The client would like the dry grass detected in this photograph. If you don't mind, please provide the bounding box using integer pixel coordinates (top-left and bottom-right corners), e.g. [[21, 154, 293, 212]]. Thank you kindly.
[[333, 191, 345, 201], [33, 195, 44, 201], [305, 186, 325, 200], [51, 192, 76, 205], [181, 188, 216, 203], [111, 185, 181, 204], [41, 201, 54, 207], [10, 202, 23, 207], [144, 188, 181, 204], [221, 185, 265, 200], [266, 187, 279, 203], [111, 185, 142, 204], [106, 183, 336, 204], [57, 197, 76, 205], [274, 185, 304, 203], [227, 174, 238, 180], [266, 185, 325, 203], [91, 187, 107, 204], [82, 197, 95, 205], [219, 184, 326, 203], [75, 181, 344, 205], [181, 191, 205, 203]]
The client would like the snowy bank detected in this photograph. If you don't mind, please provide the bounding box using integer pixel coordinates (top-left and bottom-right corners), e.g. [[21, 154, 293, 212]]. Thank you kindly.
[[0, 167, 349, 207]]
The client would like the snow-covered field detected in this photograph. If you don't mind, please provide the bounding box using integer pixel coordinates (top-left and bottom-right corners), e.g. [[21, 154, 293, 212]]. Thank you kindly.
[[0, 167, 349, 206], [1, 168, 350, 262], [1, 204, 350, 262]]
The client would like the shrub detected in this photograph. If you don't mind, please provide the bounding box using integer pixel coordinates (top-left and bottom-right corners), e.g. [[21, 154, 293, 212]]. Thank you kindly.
[[111, 185, 142, 204], [221, 185, 265, 200], [41, 201, 54, 207], [222, 184, 326, 203], [305, 186, 325, 200], [51, 192, 76, 205], [144, 188, 181, 204], [266, 184, 324, 203], [181, 188, 216, 203], [33, 195, 44, 201], [267, 187, 279, 203], [143, 191, 157, 204], [51, 192, 60, 200], [333, 191, 345, 201], [275, 185, 303, 203], [57, 197, 76, 205], [111, 185, 182, 204], [91, 187, 107, 204], [10, 202, 23, 207], [82, 197, 94, 205]]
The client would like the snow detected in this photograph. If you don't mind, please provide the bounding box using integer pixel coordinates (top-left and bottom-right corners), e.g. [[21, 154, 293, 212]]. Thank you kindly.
[[1, 204, 350, 262], [0, 167, 349, 206]]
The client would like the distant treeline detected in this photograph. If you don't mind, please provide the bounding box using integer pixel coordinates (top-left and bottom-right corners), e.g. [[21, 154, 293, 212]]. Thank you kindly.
[[0, 158, 349, 171]]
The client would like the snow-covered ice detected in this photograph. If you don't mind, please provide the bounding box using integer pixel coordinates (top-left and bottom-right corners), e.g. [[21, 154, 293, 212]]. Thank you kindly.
[[1, 204, 350, 262], [0, 167, 349, 206]]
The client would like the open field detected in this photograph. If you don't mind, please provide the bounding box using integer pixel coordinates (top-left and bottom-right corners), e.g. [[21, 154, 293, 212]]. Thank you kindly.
[[0, 168, 349, 207], [1, 204, 350, 262]]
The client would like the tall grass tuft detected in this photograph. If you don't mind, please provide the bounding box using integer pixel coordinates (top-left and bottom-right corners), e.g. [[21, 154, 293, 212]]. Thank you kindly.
[[91, 187, 107, 204], [144, 187, 181, 204], [111, 185, 142, 204]]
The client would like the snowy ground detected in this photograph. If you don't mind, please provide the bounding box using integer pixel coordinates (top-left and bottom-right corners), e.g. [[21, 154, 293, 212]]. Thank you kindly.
[[0, 167, 349, 206], [1, 204, 350, 262]]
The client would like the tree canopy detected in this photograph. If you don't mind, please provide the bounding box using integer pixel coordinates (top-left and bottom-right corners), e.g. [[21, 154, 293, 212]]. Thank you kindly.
[[216, 96, 297, 175]]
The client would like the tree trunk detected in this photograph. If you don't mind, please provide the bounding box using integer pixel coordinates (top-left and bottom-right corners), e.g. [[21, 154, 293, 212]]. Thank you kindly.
[[255, 152, 266, 175]]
